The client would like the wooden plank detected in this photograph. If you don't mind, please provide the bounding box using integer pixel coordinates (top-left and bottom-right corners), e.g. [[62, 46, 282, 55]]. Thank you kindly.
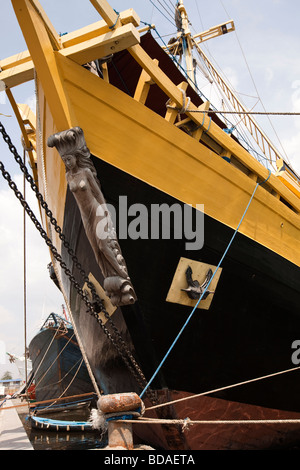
[[50, 56, 300, 267], [59, 23, 140, 65], [0, 9, 140, 87], [83, 273, 116, 325], [11, 0, 75, 131], [28, 0, 61, 50], [0, 50, 31, 70], [5, 89, 38, 184], [166, 257, 222, 310], [89, 0, 120, 28], [134, 68, 153, 105], [0, 60, 34, 89], [128, 44, 300, 211], [164, 81, 188, 124], [192, 101, 210, 140]]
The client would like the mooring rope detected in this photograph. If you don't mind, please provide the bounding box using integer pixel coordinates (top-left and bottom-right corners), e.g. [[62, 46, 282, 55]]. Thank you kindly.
[[145, 364, 300, 412], [113, 416, 300, 426]]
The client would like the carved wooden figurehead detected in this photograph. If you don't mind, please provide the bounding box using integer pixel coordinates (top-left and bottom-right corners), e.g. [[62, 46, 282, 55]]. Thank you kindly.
[[47, 126, 136, 307], [47, 126, 87, 156]]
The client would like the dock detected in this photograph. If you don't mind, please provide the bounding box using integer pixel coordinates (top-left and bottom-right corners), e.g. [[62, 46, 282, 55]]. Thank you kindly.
[[0, 398, 33, 450]]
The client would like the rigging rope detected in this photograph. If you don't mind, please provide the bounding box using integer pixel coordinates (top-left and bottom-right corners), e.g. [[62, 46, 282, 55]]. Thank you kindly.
[[186, 110, 300, 116], [33, 332, 75, 390], [140, 169, 271, 399], [218, 0, 289, 163], [22, 148, 28, 390], [39, 358, 84, 412]]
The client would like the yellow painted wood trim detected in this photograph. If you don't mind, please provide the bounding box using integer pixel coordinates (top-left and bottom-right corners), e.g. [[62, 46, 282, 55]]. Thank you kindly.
[[0, 59, 34, 89], [192, 101, 211, 140], [5, 89, 38, 185], [89, 0, 120, 28], [0, 15, 140, 89], [119, 9, 140, 28], [128, 43, 300, 212], [50, 55, 300, 268], [11, 0, 76, 131], [61, 20, 111, 48], [0, 49, 31, 70], [28, 0, 61, 51], [165, 81, 189, 124], [134, 59, 158, 105], [59, 23, 140, 65]]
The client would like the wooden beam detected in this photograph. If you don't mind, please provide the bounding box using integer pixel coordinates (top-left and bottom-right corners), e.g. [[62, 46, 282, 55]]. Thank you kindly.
[[0, 10, 140, 89], [0, 50, 31, 70], [0, 60, 34, 89], [59, 23, 140, 65], [5, 89, 38, 184], [134, 59, 158, 105], [192, 101, 210, 140], [61, 20, 110, 48], [89, 0, 120, 28], [28, 0, 61, 50], [11, 0, 75, 130], [164, 81, 189, 124], [119, 9, 140, 28], [127, 44, 300, 211]]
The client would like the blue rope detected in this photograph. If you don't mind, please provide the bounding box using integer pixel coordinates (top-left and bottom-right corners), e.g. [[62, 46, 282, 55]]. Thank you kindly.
[[139, 169, 271, 399], [109, 10, 120, 30]]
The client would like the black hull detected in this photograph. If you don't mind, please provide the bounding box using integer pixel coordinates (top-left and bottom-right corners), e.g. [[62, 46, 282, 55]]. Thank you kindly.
[[59, 156, 300, 449], [28, 325, 95, 407]]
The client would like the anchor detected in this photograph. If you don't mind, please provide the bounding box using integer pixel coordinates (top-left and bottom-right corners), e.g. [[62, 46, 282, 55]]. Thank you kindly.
[[181, 266, 214, 300]]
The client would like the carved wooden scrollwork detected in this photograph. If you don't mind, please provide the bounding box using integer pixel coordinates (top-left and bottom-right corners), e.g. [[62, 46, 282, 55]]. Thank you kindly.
[[47, 126, 136, 307]]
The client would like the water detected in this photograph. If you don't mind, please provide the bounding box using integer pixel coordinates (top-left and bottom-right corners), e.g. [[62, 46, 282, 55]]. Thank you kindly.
[[18, 406, 108, 450]]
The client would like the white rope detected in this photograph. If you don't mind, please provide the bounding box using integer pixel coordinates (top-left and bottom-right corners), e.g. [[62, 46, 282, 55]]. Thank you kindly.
[[166, 87, 191, 114], [146, 365, 300, 411], [114, 417, 300, 426], [33, 332, 76, 390], [41, 358, 84, 412]]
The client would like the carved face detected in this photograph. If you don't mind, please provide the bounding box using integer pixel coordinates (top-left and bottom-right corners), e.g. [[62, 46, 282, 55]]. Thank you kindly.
[[62, 154, 77, 171]]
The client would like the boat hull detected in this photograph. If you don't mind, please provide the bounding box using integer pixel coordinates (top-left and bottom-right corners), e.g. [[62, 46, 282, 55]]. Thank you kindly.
[[30, 30, 300, 451], [28, 326, 96, 408], [56, 156, 300, 449]]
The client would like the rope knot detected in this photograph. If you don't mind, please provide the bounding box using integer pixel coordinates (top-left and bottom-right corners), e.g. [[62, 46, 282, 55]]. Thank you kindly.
[[166, 87, 191, 114], [181, 417, 191, 432]]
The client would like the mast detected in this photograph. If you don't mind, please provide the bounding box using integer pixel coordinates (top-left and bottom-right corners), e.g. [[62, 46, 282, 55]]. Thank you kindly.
[[175, 0, 196, 90], [169, 1, 290, 173]]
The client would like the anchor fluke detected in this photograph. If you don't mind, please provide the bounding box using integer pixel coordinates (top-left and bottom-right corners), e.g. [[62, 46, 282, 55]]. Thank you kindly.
[[181, 266, 214, 300]]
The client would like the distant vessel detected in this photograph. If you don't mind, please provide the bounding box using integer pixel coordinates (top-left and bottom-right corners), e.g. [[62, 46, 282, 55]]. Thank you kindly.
[[1, 0, 300, 450], [28, 312, 96, 413]]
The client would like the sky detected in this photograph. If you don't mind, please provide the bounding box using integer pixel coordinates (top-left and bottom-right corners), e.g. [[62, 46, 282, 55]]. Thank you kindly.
[[0, 0, 300, 378]]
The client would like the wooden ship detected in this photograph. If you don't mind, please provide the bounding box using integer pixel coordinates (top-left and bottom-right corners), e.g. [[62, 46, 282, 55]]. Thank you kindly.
[[28, 311, 96, 413], [1, 0, 300, 450]]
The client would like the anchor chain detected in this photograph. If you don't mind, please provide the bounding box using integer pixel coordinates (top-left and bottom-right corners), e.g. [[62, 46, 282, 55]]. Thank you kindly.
[[0, 121, 157, 404]]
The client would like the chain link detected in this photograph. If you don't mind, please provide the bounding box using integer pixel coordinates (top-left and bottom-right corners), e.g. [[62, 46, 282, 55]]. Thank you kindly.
[[0, 120, 157, 404]]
